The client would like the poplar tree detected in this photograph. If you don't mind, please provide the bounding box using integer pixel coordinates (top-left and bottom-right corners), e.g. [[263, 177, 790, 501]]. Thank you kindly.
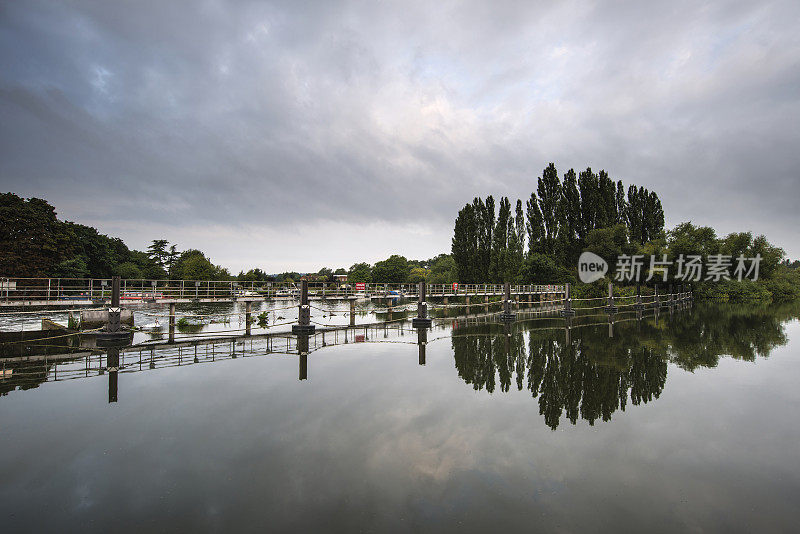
[[537, 163, 562, 250], [578, 167, 599, 238], [526, 192, 544, 254], [559, 168, 581, 264], [491, 197, 511, 281], [451, 203, 477, 282], [615, 180, 626, 225]]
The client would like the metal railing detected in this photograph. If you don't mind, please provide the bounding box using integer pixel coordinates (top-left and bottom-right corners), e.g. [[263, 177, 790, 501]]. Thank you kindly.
[[0, 277, 566, 305]]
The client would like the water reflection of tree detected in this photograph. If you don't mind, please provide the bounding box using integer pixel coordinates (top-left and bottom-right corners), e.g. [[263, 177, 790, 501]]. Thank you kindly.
[[451, 303, 800, 430]]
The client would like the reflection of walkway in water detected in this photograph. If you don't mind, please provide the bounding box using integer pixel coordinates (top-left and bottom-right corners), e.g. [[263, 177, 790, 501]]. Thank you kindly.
[[1, 302, 690, 403]]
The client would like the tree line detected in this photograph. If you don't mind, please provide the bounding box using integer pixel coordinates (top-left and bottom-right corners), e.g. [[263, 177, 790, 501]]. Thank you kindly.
[[0, 193, 229, 280], [0, 192, 460, 284], [451, 163, 665, 283]]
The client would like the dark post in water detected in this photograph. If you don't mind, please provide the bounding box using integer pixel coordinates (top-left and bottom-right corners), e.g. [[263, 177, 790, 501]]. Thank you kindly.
[[417, 327, 427, 365], [292, 279, 315, 334], [412, 281, 432, 328], [499, 281, 516, 322]]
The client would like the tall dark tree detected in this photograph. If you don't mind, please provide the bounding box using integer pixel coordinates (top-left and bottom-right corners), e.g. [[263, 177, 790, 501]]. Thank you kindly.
[[451, 203, 478, 282], [526, 192, 544, 254], [615, 180, 626, 225], [559, 168, 581, 262], [597, 170, 617, 227], [578, 167, 599, 238], [491, 197, 512, 282], [537, 163, 562, 249]]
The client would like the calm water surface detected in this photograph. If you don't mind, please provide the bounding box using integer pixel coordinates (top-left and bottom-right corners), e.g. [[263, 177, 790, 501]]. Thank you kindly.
[[1, 304, 799, 532]]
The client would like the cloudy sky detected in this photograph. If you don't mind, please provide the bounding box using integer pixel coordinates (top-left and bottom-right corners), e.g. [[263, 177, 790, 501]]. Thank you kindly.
[[1, 0, 798, 273]]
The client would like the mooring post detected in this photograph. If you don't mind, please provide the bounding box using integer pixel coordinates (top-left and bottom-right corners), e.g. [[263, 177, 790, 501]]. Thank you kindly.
[[605, 282, 618, 315], [465, 294, 470, 314], [349, 298, 356, 326], [108, 276, 121, 333], [298, 334, 309, 381], [417, 327, 427, 365], [107, 347, 119, 404], [561, 283, 575, 319], [500, 281, 516, 322], [654, 284, 660, 309], [168, 303, 176, 343], [412, 281, 432, 328], [292, 280, 315, 334], [635, 282, 643, 320], [245, 301, 252, 336]]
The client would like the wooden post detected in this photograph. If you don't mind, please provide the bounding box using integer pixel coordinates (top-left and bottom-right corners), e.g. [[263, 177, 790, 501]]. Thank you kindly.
[[168, 303, 176, 343], [292, 280, 315, 334], [107, 276, 121, 333], [500, 281, 515, 322], [107, 347, 119, 403], [298, 334, 309, 381], [417, 327, 427, 365], [245, 301, 252, 336], [561, 283, 575, 318], [412, 281, 432, 328], [606, 282, 617, 315], [350, 298, 356, 327]]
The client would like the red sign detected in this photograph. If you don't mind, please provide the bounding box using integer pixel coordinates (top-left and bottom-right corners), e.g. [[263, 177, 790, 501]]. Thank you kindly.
[[452, 282, 459, 291], [355, 282, 366, 291]]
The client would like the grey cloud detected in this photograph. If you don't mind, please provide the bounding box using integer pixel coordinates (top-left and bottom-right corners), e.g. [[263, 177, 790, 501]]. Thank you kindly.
[[1, 0, 799, 267]]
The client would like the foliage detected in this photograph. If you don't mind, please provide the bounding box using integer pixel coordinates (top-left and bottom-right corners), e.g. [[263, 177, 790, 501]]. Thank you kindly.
[[347, 262, 372, 283], [116, 262, 144, 279], [172, 249, 230, 280], [372, 255, 409, 283], [450, 163, 665, 284], [517, 253, 562, 284], [427, 254, 457, 284], [0, 193, 72, 276], [408, 267, 428, 283]]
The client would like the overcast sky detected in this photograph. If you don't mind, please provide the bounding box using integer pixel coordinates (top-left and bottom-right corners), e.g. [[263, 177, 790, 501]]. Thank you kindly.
[[1, 0, 798, 273]]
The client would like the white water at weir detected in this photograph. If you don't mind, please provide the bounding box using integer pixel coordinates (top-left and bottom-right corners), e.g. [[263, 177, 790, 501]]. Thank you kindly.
[[0, 298, 418, 344]]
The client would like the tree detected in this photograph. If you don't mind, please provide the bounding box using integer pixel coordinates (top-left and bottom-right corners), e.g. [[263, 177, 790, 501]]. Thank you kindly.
[[491, 197, 512, 281], [597, 170, 617, 228], [348, 262, 372, 283], [166, 244, 179, 277], [372, 255, 409, 283], [0, 193, 72, 276], [537, 163, 561, 248], [173, 249, 225, 280], [585, 224, 632, 268], [615, 180, 626, 225], [428, 254, 457, 284], [578, 167, 599, 238], [117, 262, 144, 279], [559, 168, 581, 263], [479, 196, 495, 280], [518, 253, 563, 283], [53, 255, 90, 278], [408, 267, 428, 283], [147, 240, 170, 270], [452, 202, 478, 282], [526, 192, 544, 254]]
